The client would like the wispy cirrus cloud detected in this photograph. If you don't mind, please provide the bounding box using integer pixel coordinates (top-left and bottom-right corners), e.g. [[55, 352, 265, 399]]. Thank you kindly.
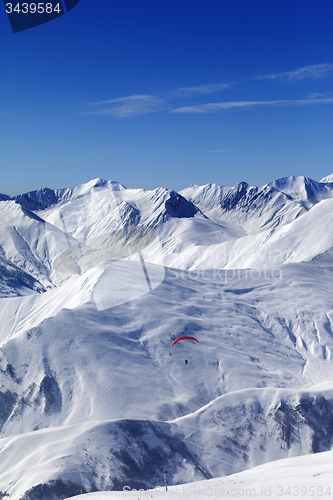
[[88, 94, 168, 117], [257, 63, 333, 83], [171, 97, 333, 114], [83, 64, 333, 118], [307, 91, 333, 99], [85, 82, 230, 117], [168, 82, 231, 97]]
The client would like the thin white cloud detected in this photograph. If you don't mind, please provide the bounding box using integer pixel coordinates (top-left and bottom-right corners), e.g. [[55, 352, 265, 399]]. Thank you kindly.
[[88, 95, 167, 117], [91, 95, 150, 105], [257, 63, 333, 83], [169, 83, 231, 97], [172, 100, 270, 113], [171, 97, 333, 114], [83, 65, 333, 118], [307, 91, 333, 99], [86, 83, 231, 117]]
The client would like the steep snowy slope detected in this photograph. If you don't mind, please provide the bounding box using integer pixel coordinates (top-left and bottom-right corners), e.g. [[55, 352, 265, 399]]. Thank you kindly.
[[1, 174, 333, 499], [0, 201, 54, 290], [0, 256, 46, 297]]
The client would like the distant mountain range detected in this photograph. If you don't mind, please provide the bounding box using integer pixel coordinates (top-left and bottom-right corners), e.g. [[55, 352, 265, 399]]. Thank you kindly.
[[0, 174, 333, 499]]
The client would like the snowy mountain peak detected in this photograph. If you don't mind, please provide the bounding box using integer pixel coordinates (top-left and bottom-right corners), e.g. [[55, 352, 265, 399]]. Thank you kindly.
[[116, 200, 141, 226], [164, 190, 198, 218], [76, 177, 126, 193], [13, 178, 126, 212], [267, 175, 333, 206], [14, 186, 60, 211], [320, 173, 333, 183]]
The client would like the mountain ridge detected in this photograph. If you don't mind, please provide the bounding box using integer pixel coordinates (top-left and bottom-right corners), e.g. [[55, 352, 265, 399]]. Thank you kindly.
[[3, 173, 333, 212]]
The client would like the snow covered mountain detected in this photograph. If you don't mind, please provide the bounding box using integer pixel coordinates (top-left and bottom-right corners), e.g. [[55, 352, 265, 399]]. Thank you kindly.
[[320, 174, 333, 183], [0, 174, 333, 499]]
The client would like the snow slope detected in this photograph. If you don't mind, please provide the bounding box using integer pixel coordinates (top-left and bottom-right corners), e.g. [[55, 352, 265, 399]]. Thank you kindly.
[[0, 175, 333, 499], [160, 197, 333, 271], [62, 449, 333, 500]]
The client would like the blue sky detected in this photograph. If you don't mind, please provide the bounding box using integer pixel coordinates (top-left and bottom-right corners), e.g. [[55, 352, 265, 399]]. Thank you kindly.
[[1, 0, 333, 196]]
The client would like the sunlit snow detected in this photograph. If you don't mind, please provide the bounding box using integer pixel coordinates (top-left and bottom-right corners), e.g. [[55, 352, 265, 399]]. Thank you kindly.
[[0, 175, 333, 499]]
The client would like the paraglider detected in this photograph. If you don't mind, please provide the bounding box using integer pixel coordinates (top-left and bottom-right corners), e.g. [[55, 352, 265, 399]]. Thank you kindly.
[[171, 336, 199, 364], [171, 336, 199, 346]]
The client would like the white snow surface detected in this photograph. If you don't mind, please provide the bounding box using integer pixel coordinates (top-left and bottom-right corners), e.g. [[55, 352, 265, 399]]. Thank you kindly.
[[63, 449, 333, 499], [320, 173, 333, 183], [0, 175, 333, 499]]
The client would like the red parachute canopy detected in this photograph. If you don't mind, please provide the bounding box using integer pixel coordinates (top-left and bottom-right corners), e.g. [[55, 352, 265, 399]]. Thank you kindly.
[[172, 336, 199, 346]]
